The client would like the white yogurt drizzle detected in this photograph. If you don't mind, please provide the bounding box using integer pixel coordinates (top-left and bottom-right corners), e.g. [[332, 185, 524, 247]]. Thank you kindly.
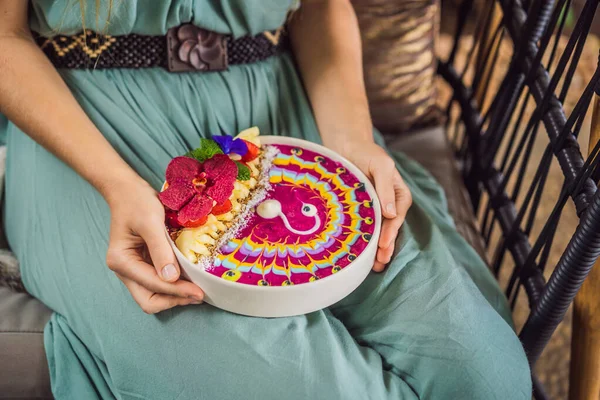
[[256, 200, 321, 235]]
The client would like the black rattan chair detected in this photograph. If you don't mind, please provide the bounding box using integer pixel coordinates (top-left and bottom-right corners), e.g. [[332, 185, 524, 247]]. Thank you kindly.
[[438, 0, 600, 398]]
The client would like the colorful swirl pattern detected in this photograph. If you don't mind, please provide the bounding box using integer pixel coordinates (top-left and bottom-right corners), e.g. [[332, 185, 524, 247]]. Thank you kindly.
[[207, 144, 376, 286]]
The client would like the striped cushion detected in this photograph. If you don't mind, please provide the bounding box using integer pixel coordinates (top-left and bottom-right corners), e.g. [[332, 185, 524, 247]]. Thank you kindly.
[[353, 0, 440, 133]]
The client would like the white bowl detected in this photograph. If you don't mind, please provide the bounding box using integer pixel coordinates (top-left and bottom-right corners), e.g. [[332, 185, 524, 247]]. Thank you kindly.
[[166, 136, 381, 317]]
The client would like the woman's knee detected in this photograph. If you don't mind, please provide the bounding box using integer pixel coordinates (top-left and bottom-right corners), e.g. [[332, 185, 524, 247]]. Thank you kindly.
[[425, 331, 531, 399]]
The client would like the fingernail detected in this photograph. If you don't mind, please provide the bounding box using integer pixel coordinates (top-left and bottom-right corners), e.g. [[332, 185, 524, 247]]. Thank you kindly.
[[386, 203, 397, 217], [189, 295, 203, 304], [161, 264, 177, 280]]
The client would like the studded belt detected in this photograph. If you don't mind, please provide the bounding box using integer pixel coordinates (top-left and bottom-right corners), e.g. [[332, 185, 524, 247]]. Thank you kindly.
[[34, 24, 287, 72]]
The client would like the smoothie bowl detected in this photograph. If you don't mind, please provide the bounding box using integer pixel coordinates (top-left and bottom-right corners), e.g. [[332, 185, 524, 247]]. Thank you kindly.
[[160, 128, 381, 317]]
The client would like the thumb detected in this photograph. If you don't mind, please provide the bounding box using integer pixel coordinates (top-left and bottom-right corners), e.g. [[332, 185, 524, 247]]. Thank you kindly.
[[140, 220, 181, 282], [371, 160, 397, 219]]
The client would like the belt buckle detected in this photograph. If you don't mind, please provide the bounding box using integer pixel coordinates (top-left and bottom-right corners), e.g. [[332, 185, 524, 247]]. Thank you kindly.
[[166, 24, 228, 72]]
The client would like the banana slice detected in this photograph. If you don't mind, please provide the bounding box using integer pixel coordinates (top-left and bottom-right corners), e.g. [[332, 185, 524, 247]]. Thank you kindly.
[[235, 126, 261, 146]]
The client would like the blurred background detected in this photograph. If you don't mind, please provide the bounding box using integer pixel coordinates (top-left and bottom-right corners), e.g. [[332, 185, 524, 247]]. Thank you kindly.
[[436, 1, 599, 397]]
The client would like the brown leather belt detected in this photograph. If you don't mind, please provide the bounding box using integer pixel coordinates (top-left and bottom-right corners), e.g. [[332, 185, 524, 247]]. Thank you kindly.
[[34, 24, 287, 72]]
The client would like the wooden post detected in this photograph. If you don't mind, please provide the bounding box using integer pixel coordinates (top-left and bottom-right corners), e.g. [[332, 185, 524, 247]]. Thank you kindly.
[[570, 95, 600, 400]]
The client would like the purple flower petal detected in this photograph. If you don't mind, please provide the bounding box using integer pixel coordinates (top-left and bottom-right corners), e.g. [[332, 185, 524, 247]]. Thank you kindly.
[[212, 135, 233, 154], [230, 138, 248, 156]]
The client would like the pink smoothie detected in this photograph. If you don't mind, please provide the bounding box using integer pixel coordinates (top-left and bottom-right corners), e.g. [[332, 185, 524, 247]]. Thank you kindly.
[[208, 144, 376, 286]]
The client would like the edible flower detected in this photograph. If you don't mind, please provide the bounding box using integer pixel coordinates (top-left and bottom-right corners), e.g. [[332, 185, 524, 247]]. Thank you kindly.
[[212, 135, 248, 157], [159, 155, 238, 227]]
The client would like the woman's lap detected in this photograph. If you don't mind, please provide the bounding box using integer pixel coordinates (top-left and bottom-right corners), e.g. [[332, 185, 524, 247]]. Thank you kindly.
[[4, 59, 531, 398]]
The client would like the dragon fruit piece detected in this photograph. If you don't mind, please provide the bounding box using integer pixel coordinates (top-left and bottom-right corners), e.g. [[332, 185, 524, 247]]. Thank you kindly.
[[165, 156, 203, 183], [203, 154, 238, 178], [165, 209, 183, 229], [203, 154, 238, 203], [205, 180, 236, 204], [177, 194, 213, 225], [158, 179, 195, 211]]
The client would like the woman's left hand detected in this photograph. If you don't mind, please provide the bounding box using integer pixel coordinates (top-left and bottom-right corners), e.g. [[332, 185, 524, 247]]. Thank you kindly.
[[338, 140, 412, 272], [288, 0, 411, 271]]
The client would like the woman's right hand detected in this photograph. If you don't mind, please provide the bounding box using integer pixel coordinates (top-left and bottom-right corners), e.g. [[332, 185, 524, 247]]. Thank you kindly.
[[104, 176, 205, 314], [1, 1, 205, 314]]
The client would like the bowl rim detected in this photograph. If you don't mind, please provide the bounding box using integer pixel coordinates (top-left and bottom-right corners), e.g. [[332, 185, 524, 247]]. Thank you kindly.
[[165, 135, 382, 292]]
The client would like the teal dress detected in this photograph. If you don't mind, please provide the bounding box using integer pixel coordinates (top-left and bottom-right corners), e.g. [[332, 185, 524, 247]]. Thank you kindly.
[[4, 1, 531, 398]]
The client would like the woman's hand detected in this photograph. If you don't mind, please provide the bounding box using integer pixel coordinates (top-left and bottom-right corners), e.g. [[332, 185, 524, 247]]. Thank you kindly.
[[288, 0, 412, 270], [104, 177, 205, 314], [0, 2, 207, 313], [338, 140, 412, 272]]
